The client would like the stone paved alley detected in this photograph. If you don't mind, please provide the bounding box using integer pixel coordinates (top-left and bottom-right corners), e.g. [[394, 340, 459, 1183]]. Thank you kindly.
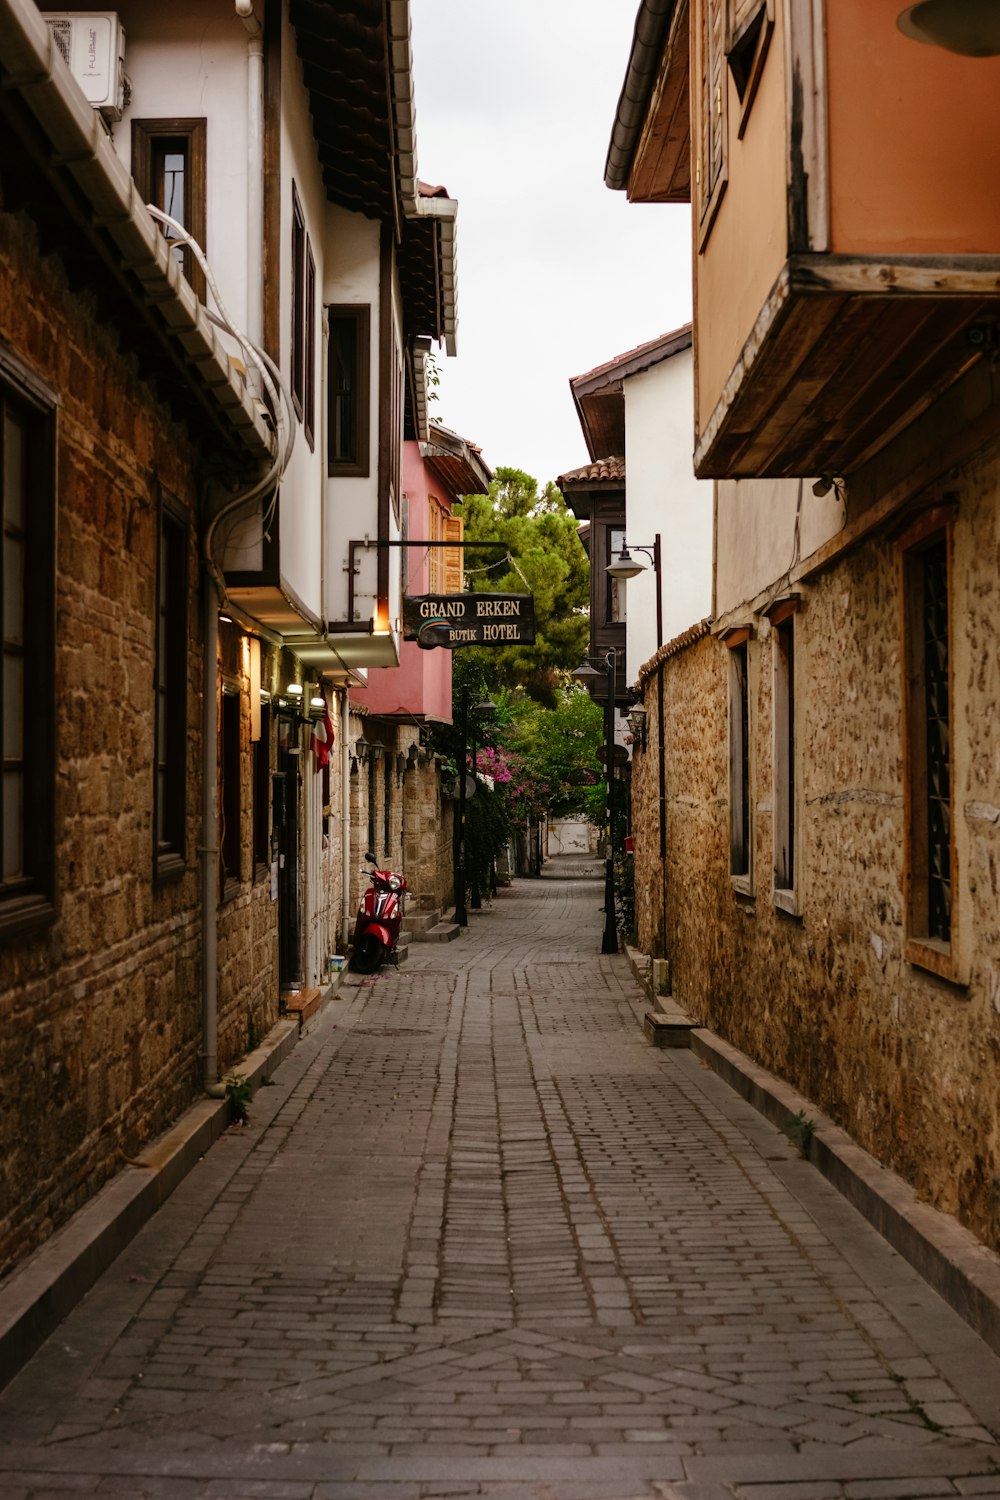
[[2, 870, 1000, 1500]]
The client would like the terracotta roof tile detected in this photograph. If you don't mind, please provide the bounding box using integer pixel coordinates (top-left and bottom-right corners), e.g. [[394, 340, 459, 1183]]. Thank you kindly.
[[556, 455, 626, 487], [637, 618, 713, 686], [571, 325, 692, 391]]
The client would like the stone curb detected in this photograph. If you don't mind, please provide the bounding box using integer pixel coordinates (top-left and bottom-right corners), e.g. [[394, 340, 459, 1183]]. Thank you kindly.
[[622, 942, 1000, 1361], [0, 991, 332, 1391]]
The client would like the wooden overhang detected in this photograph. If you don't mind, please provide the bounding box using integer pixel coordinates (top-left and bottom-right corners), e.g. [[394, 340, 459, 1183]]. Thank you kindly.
[[608, 3, 1000, 479], [556, 459, 627, 705], [605, 0, 690, 203], [290, 0, 453, 352], [696, 256, 1000, 479], [420, 424, 493, 502], [570, 326, 692, 461]]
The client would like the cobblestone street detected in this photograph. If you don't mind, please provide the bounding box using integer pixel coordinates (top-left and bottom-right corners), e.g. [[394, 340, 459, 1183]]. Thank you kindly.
[[2, 870, 1000, 1499]]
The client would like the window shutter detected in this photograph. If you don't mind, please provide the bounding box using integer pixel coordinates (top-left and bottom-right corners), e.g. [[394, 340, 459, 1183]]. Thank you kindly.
[[731, 0, 760, 38], [442, 515, 464, 594], [707, 0, 725, 201]]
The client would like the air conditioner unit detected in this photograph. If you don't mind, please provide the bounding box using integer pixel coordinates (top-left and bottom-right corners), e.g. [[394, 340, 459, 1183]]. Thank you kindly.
[[42, 13, 126, 122]]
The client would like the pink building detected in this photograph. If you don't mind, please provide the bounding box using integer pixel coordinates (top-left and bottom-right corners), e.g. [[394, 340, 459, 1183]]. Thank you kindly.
[[352, 424, 492, 725]]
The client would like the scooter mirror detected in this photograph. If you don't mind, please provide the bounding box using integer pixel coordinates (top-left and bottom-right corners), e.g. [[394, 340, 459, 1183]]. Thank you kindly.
[[364, 851, 377, 863]]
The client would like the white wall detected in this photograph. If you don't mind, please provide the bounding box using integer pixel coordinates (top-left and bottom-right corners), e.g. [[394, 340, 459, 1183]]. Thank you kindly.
[[275, 1, 327, 621], [622, 349, 713, 683], [114, 2, 251, 334], [715, 477, 844, 617], [323, 205, 382, 626]]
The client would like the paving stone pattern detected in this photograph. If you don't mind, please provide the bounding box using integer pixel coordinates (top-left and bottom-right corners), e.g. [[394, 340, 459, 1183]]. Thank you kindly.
[[2, 871, 1000, 1498]]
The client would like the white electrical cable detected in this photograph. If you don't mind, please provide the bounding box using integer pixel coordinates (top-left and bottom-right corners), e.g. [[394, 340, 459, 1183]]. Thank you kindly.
[[144, 206, 296, 592]]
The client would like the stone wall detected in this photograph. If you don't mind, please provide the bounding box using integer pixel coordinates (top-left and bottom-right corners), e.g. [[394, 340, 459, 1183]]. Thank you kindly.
[[632, 457, 1000, 1247], [403, 748, 454, 917], [0, 210, 209, 1275]]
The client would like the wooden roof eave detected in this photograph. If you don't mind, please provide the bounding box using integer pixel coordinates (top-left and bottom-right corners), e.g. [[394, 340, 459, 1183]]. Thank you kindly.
[[626, 0, 691, 205], [694, 253, 1000, 479]]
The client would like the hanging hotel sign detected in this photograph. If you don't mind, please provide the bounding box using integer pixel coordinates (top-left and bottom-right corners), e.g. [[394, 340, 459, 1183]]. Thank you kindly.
[[403, 593, 536, 650]]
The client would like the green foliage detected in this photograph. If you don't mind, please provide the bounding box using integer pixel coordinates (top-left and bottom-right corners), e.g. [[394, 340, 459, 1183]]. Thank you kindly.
[[783, 1109, 816, 1158], [613, 849, 637, 945], [224, 1073, 252, 1126], [454, 467, 589, 706], [465, 780, 511, 900], [504, 687, 603, 819]]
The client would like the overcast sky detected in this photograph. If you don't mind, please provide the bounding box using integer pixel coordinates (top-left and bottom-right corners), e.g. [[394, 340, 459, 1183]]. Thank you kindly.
[[409, 0, 693, 490]]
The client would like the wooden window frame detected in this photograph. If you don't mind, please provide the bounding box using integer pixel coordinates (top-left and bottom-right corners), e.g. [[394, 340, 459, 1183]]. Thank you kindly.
[[0, 349, 56, 942], [328, 306, 371, 477], [303, 241, 316, 450], [367, 752, 377, 856], [290, 182, 305, 421], [220, 684, 242, 901], [696, 0, 729, 249], [725, 628, 752, 893], [441, 513, 464, 594], [899, 507, 959, 983], [606, 525, 627, 626], [726, 0, 774, 140], [769, 599, 798, 914], [131, 119, 207, 301], [253, 698, 271, 880], [153, 493, 188, 882]]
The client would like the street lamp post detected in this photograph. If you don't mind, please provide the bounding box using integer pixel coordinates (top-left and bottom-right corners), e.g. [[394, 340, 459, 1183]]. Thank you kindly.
[[454, 684, 469, 927], [573, 649, 619, 955], [606, 534, 662, 651]]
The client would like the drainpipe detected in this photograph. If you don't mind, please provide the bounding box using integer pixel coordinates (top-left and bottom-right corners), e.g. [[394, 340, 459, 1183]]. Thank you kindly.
[[236, 0, 264, 350], [202, 573, 221, 1091]]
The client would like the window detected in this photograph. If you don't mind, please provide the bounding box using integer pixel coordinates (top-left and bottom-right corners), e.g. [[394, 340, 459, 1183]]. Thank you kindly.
[[427, 501, 442, 593], [367, 752, 377, 855], [727, 631, 751, 885], [132, 120, 207, 299], [253, 700, 271, 877], [154, 501, 188, 877], [303, 243, 316, 448], [901, 512, 956, 976], [727, 0, 774, 138], [1, 354, 56, 939], [771, 605, 796, 908], [388, 328, 404, 522], [697, 0, 728, 243], [607, 527, 627, 624], [328, 306, 370, 476], [290, 183, 305, 420], [220, 688, 242, 897], [441, 514, 464, 593]]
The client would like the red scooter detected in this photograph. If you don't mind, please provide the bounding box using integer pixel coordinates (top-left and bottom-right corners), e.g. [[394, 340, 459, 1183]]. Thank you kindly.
[[349, 852, 407, 973]]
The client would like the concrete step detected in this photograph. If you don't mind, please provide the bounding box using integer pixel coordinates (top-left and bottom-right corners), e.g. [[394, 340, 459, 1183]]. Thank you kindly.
[[404, 908, 442, 936], [643, 1005, 695, 1049], [415, 921, 461, 944], [280, 987, 323, 1032]]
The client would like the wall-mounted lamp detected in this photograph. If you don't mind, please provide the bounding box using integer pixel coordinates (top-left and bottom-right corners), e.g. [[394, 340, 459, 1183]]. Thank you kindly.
[[368, 740, 385, 764], [310, 695, 326, 709], [897, 0, 1000, 55], [627, 703, 648, 752], [354, 736, 368, 764], [605, 544, 645, 582], [286, 682, 304, 699], [606, 535, 663, 649]]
